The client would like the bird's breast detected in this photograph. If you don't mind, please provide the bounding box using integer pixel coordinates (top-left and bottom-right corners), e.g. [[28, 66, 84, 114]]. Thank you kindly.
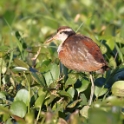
[[57, 36, 106, 72]]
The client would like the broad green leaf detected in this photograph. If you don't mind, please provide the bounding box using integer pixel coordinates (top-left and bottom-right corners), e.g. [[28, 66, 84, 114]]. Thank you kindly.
[[44, 71, 53, 86], [106, 37, 115, 51], [60, 63, 68, 78], [31, 72, 46, 88], [0, 106, 11, 115], [0, 52, 6, 57], [38, 87, 46, 96], [80, 93, 88, 106], [0, 92, 6, 100], [88, 108, 119, 124], [39, 59, 51, 72], [115, 44, 124, 62], [44, 94, 57, 106], [80, 105, 90, 118], [100, 44, 107, 54], [6, 118, 13, 124], [25, 112, 34, 124], [109, 56, 116, 69], [50, 64, 60, 81], [44, 63, 60, 86], [15, 31, 27, 50], [76, 78, 90, 94], [67, 87, 75, 98], [95, 86, 108, 98], [0, 46, 9, 52], [106, 96, 124, 106], [115, 37, 124, 44], [4, 10, 15, 25], [65, 74, 77, 88], [67, 99, 82, 108], [14, 58, 29, 69], [81, 0, 92, 6], [35, 92, 46, 108], [0, 58, 6, 74], [58, 91, 72, 99], [2, 113, 10, 122], [58, 91, 72, 104], [10, 101, 27, 118], [112, 81, 124, 97], [14, 89, 29, 106]]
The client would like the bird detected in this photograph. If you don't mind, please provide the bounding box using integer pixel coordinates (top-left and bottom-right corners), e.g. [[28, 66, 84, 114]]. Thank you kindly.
[[46, 26, 109, 105]]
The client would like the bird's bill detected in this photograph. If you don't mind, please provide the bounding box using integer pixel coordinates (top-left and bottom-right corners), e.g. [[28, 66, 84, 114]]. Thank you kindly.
[[45, 36, 54, 43], [45, 34, 57, 44]]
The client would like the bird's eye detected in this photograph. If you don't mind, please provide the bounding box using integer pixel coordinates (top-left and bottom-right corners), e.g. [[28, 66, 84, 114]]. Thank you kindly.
[[60, 32, 63, 34]]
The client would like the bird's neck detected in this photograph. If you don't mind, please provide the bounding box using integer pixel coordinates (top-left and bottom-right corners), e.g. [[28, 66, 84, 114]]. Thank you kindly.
[[57, 39, 66, 53], [57, 33, 75, 53]]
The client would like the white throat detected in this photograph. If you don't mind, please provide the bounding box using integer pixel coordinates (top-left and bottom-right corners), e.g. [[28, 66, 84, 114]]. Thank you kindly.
[[57, 33, 68, 53], [57, 40, 65, 53], [56, 27, 74, 53]]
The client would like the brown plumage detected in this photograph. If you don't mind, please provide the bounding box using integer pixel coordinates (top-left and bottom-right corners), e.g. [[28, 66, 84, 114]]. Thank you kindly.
[[58, 34, 108, 73], [46, 26, 109, 105], [46, 26, 108, 73]]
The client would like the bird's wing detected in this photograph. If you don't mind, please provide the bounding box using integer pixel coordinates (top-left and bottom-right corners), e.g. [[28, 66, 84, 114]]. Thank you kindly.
[[64, 34, 106, 64], [80, 35, 107, 64], [60, 34, 106, 72]]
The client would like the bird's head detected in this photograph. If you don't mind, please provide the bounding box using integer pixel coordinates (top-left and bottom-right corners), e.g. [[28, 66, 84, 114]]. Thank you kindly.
[[46, 26, 75, 43]]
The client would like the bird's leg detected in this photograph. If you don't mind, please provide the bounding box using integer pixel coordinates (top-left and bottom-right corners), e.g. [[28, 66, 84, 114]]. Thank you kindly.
[[88, 72, 94, 105]]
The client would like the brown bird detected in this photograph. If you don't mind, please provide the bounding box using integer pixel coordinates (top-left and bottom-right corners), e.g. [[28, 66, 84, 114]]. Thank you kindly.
[[46, 26, 109, 105]]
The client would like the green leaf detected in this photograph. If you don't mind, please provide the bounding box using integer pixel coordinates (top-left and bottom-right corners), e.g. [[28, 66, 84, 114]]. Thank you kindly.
[[0, 92, 6, 104], [0, 58, 7, 74], [35, 91, 46, 108], [106, 96, 124, 106], [0, 106, 11, 115], [10, 101, 27, 118], [58, 91, 72, 99], [76, 78, 90, 94], [25, 112, 34, 124], [95, 86, 108, 98], [0, 92, 6, 100], [44, 71, 53, 86], [31, 72, 46, 88], [112, 80, 124, 97], [0, 46, 9, 52], [67, 99, 82, 108], [67, 87, 75, 98], [15, 31, 27, 50], [109, 56, 116, 69], [88, 108, 120, 124], [100, 44, 107, 54], [106, 37, 115, 51], [0, 52, 6, 57], [6, 118, 13, 124], [14, 89, 29, 106], [80, 105, 90, 118], [58, 90, 72, 104], [50, 64, 60, 80], [115, 44, 124, 62], [14, 58, 29, 69], [44, 63, 60, 86], [44, 94, 57, 106], [65, 74, 77, 88], [80, 93, 88, 106], [4, 10, 15, 25]]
